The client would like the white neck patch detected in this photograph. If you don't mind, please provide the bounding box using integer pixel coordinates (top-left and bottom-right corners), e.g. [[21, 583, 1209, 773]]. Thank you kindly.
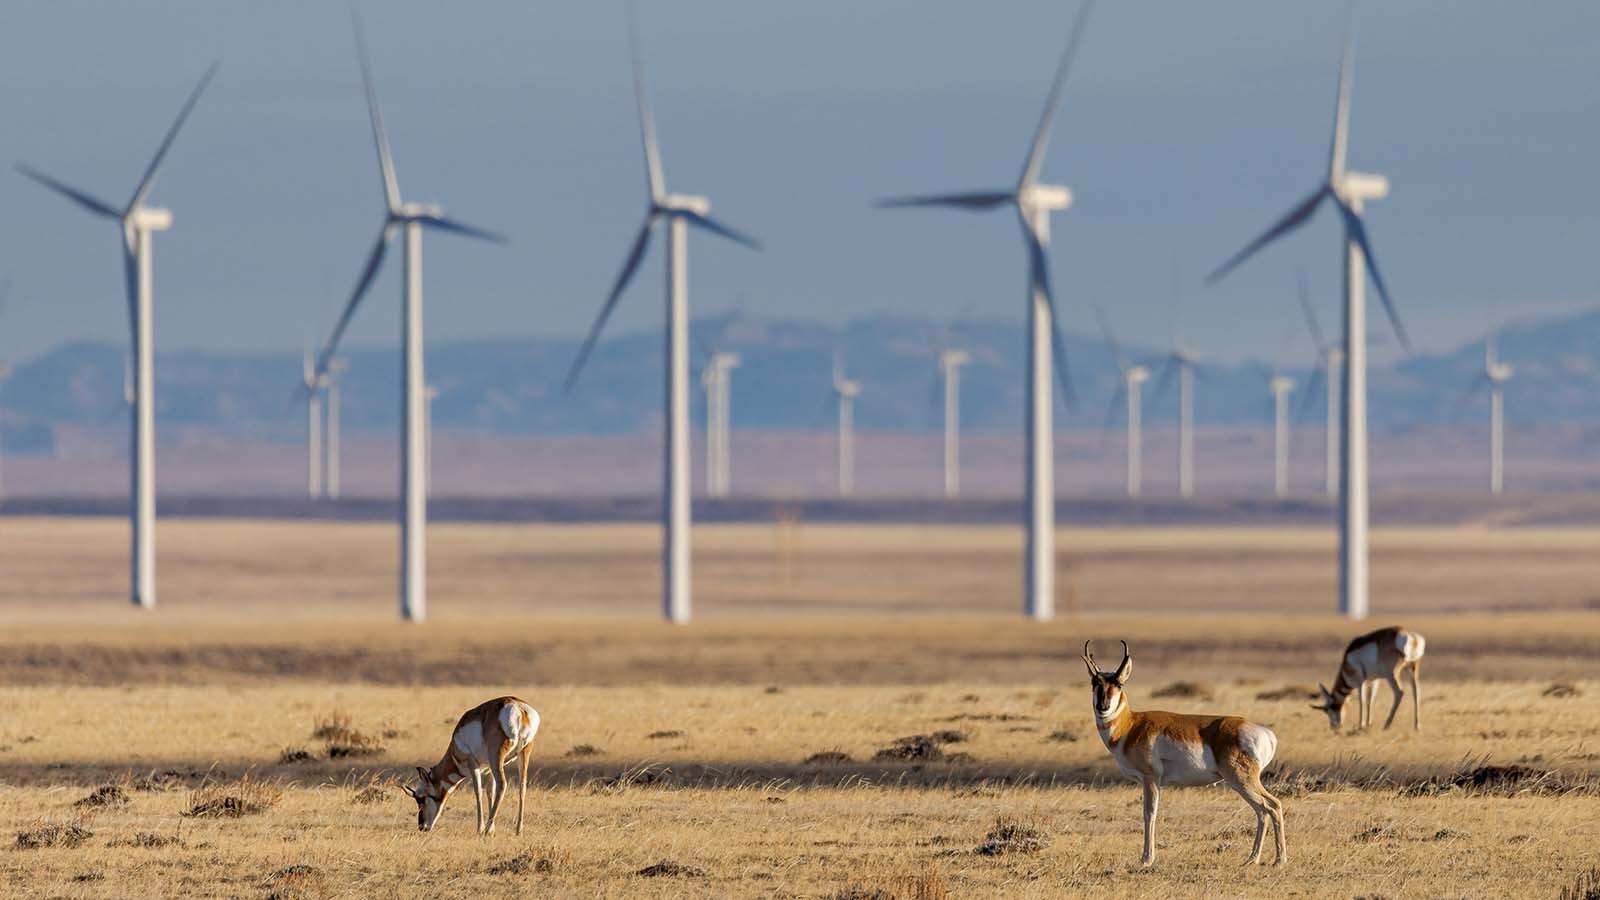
[[1094, 693, 1127, 724]]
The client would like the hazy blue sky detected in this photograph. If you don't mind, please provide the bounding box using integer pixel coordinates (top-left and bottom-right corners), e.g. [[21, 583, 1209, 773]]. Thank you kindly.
[[0, 0, 1595, 368]]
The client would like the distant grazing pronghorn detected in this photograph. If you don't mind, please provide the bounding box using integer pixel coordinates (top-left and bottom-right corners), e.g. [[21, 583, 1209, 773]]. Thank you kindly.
[[405, 696, 540, 834], [1083, 640, 1286, 867], [1311, 626, 1426, 732]]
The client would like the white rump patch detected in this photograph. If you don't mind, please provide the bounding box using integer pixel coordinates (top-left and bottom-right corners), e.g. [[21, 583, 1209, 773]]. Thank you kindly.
[[1238, 724, 1277, 768], [498, 702, 541, 754], [1398, 631, 1426, 663]]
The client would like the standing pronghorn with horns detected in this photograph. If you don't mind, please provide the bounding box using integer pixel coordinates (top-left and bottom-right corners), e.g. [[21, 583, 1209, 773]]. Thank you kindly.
[[406, 696, 540, 834], [1083, 641, 1286, 867], [1311, 626, 1426, 732]]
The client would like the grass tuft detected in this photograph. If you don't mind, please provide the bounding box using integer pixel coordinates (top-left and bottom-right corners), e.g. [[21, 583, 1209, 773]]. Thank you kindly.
[[804, 749, 853, 766], [636, 859, 707, 878], [487, 848, 570, 876], [74, 784, 130, 809], [16, 822, 94, 849], [278, 747, 315, 765], [184, 776, 281, 818], [564, 744, 603, 758], [1559, 867, 1600, 900], [973, 817, 1048, 856], [1151, 680, 1215, 700]]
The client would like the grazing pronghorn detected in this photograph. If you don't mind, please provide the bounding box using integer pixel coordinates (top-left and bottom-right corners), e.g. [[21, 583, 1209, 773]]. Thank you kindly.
[[1311, 626, 1426, 732], [405, 696, 540, 834], [1083, 641, 1286, 867]]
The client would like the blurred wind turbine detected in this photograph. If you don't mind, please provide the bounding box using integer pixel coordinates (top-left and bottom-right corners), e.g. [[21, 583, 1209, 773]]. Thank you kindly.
[[697, 312, 743, 498], [1470, 333, 1514, 496], [563, 3, 762, 625], [323, 358, 347, 499], [424, 384, 439, 496], [1150, 320, 1200, 499], [1267, 371, 1296, 498], [16, 63, 218, 609], [876, 0, 1096, 621], [309, 14, 505, 622], [1088, 296, 1149, 499], [937, 348, 970, 498], [302, 344, 325, 500], [1207, 5, 1408, 620], [832, 353, 861, 498]]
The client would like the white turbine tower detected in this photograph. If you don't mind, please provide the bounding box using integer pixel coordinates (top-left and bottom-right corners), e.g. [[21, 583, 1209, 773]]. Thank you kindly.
[[17, 63, 218, 610], [1088, 297, 1149, 499], [1151, 332, 1201, 499], [700, 351, 739, 497], [302, 345, 325, 499], [1472, 333, 1514, 496], [877, 0, 1095, 621], [323, 358, 347, 499], [424, 384, 439, 496], [1268, 372, 1296, 498], [832, 354, 861, 498], [938, 348, 969, 498], [1207, 9, 1408, 620], [1293, 270, 1342, 497], [564, 5, 762, 625], [310, 17, 505, 623]]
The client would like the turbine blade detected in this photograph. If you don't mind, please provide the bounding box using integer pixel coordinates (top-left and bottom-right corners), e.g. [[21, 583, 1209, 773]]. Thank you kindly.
[[1294, 363, 1324, 429], [1086, 293, 1126, 374], [16, 164, 119, 218], [128, 61, 219, 212], [352, 10, 402, 211], [1022, 217, 1075, 407], [1206, 187, 1329, 285], [121, 239, 139, 343], [315, 224, 394, 378], [1296, 266, 1327, 350], [419, 214, 507, 243], [1332, 196, 1409, 350], [565, 215, 656, 389], [1328, 3, 1357, 182], [1019, 0, 1096, 186], [627, 0, 665, 202], [875, 190, 1014, 210], [681, 210, 762, 250], [1099, 381, 1126, 451]]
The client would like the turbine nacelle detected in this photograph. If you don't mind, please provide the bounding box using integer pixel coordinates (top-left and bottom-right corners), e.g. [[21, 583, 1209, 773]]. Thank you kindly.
[[127, 207, 173, 232], [1270, 375, 1296, 395], [1335, 170, 1388, 204], [940, 349, 971, 369], [658, 194, 711, 217], [834, 379, 861, 399], [1125, 365, 1150, 386], [398, 202, 444, 221], [1018, 183, 1073, 212]]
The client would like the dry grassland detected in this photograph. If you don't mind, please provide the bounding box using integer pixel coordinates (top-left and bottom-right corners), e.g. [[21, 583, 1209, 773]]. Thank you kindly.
[[2, 517, 1599, 897]]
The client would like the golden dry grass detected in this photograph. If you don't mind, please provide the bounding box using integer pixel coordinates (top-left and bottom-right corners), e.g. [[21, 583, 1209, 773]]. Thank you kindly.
[[2, 516, 1600, 896]]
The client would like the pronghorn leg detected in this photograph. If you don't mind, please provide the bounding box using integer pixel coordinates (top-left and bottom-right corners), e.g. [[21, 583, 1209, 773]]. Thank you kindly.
[[1410, 661, 1422, 730], [471, 768, 487, 834], [516, 748, 531, 836], [1140, 780, 1159, 867], [485, 754, 510, 834], [1258, 781, 1287, 865], [1360, 681, 1374, 729], [1224, 778, 1268, 865], [1382, 673, 1404, 730]]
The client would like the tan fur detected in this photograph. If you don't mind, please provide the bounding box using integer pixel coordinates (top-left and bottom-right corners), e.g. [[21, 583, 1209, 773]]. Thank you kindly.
[[1313, 626, 1425, 732], [1084, 641, 1286, 867], [409, 696, 540, 835]]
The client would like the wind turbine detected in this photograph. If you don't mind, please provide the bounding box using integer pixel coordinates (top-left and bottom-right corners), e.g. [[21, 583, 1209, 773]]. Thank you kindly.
[[302, 344, 325, 499], [1267, 371, 1296, 498], [696, 312, 743, 498], [323, 358, 347, 499], [309, 16, 505, 623], [17, 63, 218, 610], [877, 0, 1094, 621], [832, 354, 861, 498], [1150, 326, 1201, 499], [1471, 333, 1514, 496], [1293, 269, 1342, 497], [1088, 296, 1149, 499], [937, 348, 969, 498], [1207, 7, 1408, 620], [424, 384, 439, 496], [563, 4, 762, 625]]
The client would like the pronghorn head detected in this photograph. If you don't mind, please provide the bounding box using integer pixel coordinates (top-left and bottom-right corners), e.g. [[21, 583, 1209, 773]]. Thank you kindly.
[[406, 766, 449, 832], [1309, 683, 1347, 730], [1082, 640, 1133, 719]]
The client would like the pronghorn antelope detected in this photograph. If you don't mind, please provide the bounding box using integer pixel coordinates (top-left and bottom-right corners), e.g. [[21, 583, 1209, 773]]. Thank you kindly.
[[405, 696, 540, 834], [1083, 641, 1286, 867], [1311, 626, 1426, 732]]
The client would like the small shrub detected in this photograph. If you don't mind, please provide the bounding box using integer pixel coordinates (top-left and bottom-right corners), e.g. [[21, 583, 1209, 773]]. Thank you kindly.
[[636, 859, 706, 878], [1151, 681, 1214, 700], [1255, 684, 1318, 702], [833, 888, 893, 900], [130, 771, 187, 792], [645, 730, 684, 740], [74, 784, 130, 809], [311, 710, 355, 742], [113, 832, 183, 849], [875, 735, 944, 763], [184, 777, 281, 818], [1543, 683, 1582, 699], [16, 823, 93, 849], [564, 744, 603, 758], [71, 872, 105, 883], [974, 817, 1048, 856], [278, 747, 315, 765], [1046, 728, 1079, 743], [351, 786, 388, 805], [929, 730, 968, 744], [487, 848, 569, 876], [325, 730, 386, 759], [804, 750, 853, 766]]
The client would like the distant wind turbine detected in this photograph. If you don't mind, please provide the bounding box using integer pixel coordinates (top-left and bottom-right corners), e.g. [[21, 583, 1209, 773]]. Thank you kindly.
[[877, 0, 1096, 621], [302, 344, 325, 499], [1150, 326, 1201, 499], [832, 353, 861, 497], [563, 3, 762, 625], [424, 383, 440, 496], [323, 358, 347, 499], [937, 348, 970, 498], [1293, 269, 1342, 497], [1088, 296, 1149, 499], [1207, 6, 1408, 620], [16, 63, 219, 609], [1267, 371, 1296, 498], [1471, 333, 1514, 496], [309, 15, 505, 623], [697, 312, 743, 498]]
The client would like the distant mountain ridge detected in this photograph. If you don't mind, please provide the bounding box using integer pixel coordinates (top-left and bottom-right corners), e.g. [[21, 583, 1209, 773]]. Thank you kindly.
[[2, 307, 1597, 450]]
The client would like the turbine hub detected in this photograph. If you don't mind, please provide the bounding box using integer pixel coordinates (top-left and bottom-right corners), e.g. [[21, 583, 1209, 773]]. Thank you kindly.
[[1270, 375, 1296, 393], [941, 349, 970, 368], [661, 194, 711, 216], [128, 207, 173, 231], [1018, 183, 1072, 211], [1336, 171, 1389, 204], [1126, 366, 1149, 385], [400, 202, 443, 219]]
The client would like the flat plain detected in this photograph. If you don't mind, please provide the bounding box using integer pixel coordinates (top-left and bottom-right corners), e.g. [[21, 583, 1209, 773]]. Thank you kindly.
[[1, 516, 1598, 898]]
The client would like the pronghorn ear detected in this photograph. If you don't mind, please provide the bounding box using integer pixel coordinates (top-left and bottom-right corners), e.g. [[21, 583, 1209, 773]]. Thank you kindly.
[[416, 766, 429, 782], [1111, 640, 1131, 685], [1317, 682, 1332, 699]]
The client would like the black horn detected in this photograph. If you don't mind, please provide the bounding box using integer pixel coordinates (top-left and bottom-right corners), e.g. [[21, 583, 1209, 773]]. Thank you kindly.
[[1111, 639, 1132, 683]]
